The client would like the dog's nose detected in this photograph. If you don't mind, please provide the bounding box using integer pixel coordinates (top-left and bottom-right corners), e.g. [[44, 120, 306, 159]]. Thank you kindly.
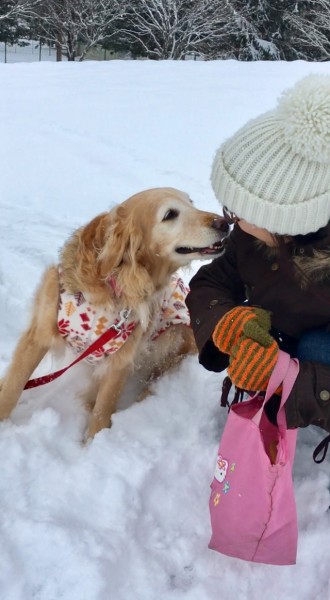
[[212, 217, 229, 233]]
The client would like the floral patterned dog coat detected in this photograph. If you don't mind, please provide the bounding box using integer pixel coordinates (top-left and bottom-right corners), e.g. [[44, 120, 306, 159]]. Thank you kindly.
[[57, 272, 191, 365]]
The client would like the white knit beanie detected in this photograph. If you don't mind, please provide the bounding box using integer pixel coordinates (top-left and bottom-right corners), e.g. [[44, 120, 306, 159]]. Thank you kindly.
[[211, 74, 330, 235]]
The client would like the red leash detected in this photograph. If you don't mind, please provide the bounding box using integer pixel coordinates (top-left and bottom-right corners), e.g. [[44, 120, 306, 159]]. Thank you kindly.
[[24, 309, 132, 390]]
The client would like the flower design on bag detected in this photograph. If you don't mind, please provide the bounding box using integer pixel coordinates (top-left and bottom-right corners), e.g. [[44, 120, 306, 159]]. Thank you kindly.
[[214, 454, 228, 483], [223, 481, 230, 494], [213, 493, 221, 506]]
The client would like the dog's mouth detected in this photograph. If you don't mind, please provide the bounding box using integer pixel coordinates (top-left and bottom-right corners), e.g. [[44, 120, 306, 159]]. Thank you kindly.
[[176, 240, 224, 256]]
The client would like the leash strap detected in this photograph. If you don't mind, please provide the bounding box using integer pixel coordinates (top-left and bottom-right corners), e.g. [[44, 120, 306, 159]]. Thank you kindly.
[[24, 309, 132, 390], [313, 433, 330, 464]]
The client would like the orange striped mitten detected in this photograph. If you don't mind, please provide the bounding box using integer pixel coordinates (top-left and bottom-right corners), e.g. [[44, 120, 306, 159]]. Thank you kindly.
[[212, 306, 264, 354], [228, 328, 279, 392]]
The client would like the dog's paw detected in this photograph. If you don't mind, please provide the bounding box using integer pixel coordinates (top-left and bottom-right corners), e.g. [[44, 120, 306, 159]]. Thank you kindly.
[[0, 390, 14, 421], [0, 407, 12, 421], [82, 434, 93, 447], [137, 385, 153, 403], [85, 415, 112, 440]]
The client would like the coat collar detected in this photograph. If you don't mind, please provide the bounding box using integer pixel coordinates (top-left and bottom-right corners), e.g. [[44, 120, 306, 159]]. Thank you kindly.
[[249, 222, 330, 288]]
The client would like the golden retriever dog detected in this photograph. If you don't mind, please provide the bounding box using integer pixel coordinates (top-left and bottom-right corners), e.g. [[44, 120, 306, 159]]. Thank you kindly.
[[0, 187, 228, 439]]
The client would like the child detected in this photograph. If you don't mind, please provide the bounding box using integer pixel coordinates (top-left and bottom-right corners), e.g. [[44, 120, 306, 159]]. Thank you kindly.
[[186, 74, 330, 437]]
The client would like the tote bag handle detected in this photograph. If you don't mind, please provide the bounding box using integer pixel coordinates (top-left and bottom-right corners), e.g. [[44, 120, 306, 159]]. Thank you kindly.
[[253, 351, 299, 433], [276, 356, 299, 432]]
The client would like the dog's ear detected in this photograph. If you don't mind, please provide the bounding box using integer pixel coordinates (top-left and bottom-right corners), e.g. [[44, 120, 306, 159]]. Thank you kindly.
[[79, 213, 110, 256], [60, 213, 111, 290], [99, 205, 155, 300], [98, 205, 134, 274]]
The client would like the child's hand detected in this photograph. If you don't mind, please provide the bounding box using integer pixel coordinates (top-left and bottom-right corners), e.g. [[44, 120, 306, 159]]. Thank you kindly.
[[213, 305, 279, 391], [228, 334, 279, 391], [212, 306, 273, 355]]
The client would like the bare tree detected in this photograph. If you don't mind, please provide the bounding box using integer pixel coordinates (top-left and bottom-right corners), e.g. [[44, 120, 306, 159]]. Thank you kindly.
[[5, 0, 330, 62], [0, 0, 43, 21], [31, 0, 126, 61], [120, 0, 242, 60]]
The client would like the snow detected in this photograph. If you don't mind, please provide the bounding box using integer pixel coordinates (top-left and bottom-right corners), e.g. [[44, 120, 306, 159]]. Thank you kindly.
[[0, 58, 330, 600]]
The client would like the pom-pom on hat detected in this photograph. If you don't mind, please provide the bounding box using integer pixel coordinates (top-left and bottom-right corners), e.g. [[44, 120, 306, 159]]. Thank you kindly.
[[211, 75, 330, 235]]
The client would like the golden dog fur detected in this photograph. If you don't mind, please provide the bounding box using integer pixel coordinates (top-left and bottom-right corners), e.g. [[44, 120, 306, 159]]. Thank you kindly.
[[0, 188, 227, 439]]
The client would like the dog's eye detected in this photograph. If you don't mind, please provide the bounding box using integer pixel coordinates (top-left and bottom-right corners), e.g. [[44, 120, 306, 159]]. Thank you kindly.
[[162, 209, 179, 222]]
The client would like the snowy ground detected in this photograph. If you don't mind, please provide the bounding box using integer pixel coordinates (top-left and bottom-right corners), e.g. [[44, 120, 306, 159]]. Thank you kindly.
[[0, 59, 330, 600]]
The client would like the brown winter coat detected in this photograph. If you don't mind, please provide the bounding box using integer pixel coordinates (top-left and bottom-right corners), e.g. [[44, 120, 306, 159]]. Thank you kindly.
[[186, 223, 330, 433]]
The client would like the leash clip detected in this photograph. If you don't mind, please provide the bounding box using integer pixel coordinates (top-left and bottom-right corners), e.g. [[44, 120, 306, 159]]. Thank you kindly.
[[113, 308, 131, 332]]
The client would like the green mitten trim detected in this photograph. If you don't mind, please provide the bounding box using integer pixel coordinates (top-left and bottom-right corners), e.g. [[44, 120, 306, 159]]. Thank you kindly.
[[243, 320, 274, 347], [254, 308, 272, 331], [243, 308, 274, 347]]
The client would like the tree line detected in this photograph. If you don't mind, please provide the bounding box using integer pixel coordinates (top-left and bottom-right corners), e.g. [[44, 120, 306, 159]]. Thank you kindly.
[[1, 0, 330, 62]]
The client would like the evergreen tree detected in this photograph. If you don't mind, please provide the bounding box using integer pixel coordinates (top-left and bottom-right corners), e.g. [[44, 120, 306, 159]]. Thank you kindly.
[[225, 0, 314, 60], [0, 1, 31, 55]]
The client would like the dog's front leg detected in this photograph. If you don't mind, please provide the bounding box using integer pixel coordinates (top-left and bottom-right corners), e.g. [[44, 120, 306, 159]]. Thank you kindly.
[[86, 364, 131, 439]]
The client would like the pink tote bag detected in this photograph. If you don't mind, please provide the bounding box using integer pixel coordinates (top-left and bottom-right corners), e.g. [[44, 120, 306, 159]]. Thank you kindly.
[[209, 351, 299, 565]]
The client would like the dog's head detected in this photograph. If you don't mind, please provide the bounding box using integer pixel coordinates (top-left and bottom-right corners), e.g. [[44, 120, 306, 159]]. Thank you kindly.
[[136, 187, 228, 262], [63, 188, 228, 304], [100, 187, 228, 288]]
